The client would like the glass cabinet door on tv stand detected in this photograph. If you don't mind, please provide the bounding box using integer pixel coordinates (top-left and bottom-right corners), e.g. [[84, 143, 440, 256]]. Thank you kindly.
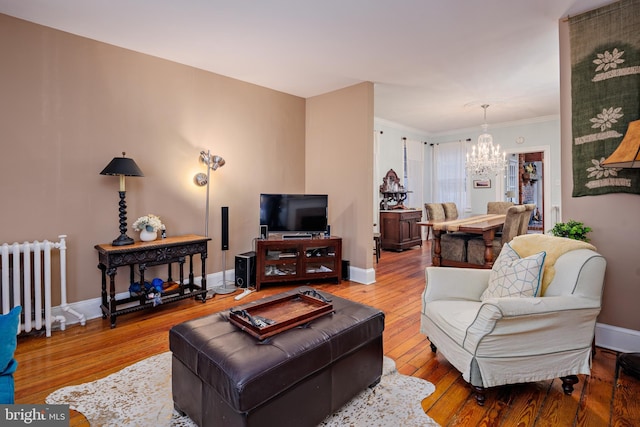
[[255, 236, 342, 291]]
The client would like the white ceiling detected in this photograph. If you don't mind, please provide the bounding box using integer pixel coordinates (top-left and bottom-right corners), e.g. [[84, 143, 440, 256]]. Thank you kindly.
[[0, 0, 614, 135]]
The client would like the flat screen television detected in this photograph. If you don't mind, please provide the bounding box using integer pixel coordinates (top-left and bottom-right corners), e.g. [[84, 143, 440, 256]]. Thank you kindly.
[[260, 194, 328, 235]]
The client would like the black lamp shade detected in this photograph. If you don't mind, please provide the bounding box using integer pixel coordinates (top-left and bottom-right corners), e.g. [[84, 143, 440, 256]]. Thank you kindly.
[[100, 156, 144, 177]]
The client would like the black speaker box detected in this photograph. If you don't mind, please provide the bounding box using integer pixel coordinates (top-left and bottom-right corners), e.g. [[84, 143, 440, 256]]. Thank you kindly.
[[342, 260, 350, 280], [221, 206, 229, 250], [235, 251, 256, 288]]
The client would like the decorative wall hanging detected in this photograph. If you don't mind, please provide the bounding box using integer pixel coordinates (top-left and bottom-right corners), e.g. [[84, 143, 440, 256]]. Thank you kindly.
[[569, 0, 640, 196]]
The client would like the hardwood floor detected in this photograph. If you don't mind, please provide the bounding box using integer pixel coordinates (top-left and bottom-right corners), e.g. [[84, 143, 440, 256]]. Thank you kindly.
[[13, 241, 640, 426]]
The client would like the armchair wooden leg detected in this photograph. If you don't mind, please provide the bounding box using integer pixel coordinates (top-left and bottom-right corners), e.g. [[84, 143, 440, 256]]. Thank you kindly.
[[427, 338, 437, 353], [560, 375, 579, 395], [473, 386, 486, 406]]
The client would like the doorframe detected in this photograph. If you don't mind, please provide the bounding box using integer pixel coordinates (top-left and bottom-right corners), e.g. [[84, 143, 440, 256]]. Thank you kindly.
[[495, 144, 552, 233]]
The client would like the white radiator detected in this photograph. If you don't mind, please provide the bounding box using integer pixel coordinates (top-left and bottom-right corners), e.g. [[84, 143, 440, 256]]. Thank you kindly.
[[0, 235, 85, 337]]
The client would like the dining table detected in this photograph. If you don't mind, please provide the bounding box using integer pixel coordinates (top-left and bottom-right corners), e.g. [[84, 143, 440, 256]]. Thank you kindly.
[[418, 213, 506, 269]]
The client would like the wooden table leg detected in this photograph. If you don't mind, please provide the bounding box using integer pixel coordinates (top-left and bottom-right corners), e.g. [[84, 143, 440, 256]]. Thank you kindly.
[[107, 267, 117, 328], [482, 229, 497, 268], [432, 229, 442, 266]]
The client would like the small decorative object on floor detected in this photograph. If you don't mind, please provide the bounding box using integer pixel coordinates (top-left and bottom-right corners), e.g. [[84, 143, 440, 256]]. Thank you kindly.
[[132, 214, 165, 242]]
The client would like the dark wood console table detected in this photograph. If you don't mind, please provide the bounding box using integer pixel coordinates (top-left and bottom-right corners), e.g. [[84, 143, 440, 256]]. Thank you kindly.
[[95, 234, 210, 328]]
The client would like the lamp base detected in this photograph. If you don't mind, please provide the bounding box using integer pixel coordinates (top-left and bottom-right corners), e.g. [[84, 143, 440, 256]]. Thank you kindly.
[[618, 352, 640, 380], [112, 234, 135, 246]]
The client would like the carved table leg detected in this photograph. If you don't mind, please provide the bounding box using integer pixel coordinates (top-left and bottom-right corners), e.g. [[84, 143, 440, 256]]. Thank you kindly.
[[561, 375, 579, 395], [200, 252, 208, 302], [482, 229, 496, 268], [98, 264, 107, 318], [107, 267, 117, 328], [432, 230, 443, 266]]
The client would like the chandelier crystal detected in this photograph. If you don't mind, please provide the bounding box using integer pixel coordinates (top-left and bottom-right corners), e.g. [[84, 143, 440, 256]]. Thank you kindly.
[[465, 104, 507, 178]]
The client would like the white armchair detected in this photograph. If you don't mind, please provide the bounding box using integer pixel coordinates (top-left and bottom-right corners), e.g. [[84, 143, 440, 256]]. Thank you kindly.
[[420, 234, 606, 405]]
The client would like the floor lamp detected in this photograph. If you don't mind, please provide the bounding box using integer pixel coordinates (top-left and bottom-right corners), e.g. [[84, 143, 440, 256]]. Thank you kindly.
[[194, 150, 235, 295], [602, 120, 640, 379]]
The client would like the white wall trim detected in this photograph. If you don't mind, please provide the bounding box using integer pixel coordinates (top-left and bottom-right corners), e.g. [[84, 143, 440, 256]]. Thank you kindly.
[[50, 267, 380, 326], [49, 277, 640, 353], [430, 114, 560, 138], [50, 270, 233, 324], [596, 322, 640, 353], [349, 266, 376, 285]]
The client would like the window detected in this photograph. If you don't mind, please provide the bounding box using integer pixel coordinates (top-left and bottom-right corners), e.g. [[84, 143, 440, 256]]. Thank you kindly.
[[432, 141, 467, 213]]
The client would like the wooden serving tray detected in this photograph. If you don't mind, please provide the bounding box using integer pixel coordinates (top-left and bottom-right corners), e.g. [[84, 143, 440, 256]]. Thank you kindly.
[[229, 290, 333, 340]]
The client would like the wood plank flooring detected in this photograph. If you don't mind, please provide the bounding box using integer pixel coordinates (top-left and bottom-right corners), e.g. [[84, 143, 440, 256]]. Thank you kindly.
[[13, 241, 640, 426]]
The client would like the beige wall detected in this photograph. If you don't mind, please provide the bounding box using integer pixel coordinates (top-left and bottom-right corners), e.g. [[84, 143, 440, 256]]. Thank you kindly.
[[560, 20, 640, 331], [305, 83, 375, 272], [0, 14, 308, 302]]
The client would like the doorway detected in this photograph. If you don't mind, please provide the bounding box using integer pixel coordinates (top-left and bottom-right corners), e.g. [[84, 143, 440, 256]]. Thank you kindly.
[[498, 145, 551, 234], [518, 152, 544, 232]]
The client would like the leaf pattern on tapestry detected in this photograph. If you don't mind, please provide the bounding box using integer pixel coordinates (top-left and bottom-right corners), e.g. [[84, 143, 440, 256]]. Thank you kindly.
[[589, 107, 623, 131], [593, 48, 625, 72], [586, 157, 622, 179]]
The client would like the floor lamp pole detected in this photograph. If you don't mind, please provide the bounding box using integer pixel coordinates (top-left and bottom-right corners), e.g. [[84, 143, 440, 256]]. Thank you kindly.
[[204, 150, 211, 238]]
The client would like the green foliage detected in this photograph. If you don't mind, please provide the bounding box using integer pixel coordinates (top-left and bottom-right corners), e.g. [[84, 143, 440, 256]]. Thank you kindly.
[[549, 220, 592, 242]]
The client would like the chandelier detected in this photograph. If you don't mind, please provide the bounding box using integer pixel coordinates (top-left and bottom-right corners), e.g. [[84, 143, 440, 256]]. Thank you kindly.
[[465, 104, 507, 178]]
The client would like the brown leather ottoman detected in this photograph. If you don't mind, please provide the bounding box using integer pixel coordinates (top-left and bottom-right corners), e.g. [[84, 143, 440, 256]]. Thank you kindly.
[[169, 287, 384, 427]]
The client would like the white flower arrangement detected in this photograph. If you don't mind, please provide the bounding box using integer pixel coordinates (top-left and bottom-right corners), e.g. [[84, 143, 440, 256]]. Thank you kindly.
[[132, 214, 165, 232]]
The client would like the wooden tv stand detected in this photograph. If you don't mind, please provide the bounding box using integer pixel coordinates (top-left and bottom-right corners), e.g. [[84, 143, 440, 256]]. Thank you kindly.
[[255, 236, 342, 290]]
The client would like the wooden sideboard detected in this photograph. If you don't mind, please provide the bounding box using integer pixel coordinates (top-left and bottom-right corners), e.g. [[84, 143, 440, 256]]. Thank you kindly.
[[379, 210, 423, 251]]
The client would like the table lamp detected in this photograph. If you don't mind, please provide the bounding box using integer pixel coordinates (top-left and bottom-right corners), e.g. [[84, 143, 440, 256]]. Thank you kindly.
[[100, 152, 144, 246]]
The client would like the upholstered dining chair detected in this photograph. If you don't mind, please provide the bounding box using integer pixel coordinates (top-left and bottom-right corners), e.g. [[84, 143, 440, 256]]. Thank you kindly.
[[425, 203, 445, 222], [442, 202, 459, 221], [424, 203, 446, 240], [487, 201, 514, 215], [421, 234, 606, 405], [466, 205, 526, 266], [518, 204, 536, 235], [427, 202, 471, 263]]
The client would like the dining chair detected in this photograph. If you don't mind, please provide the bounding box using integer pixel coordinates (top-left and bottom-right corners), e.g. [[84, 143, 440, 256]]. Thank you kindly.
[[442, 202, 459, 220], [519, 204, 536, 235], [425, 203, 445, 222], [424, 203, 446, 240], [466, 205, 526, 266], [427, 202, 471, 263], [487, 201, 514, 215]]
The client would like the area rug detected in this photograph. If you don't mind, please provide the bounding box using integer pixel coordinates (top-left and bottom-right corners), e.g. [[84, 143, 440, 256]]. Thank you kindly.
[[46, 352, 439, 427]]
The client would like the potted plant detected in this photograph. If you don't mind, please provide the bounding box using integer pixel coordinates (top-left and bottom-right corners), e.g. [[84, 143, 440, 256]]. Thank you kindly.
[[549, 219, 592, 242]]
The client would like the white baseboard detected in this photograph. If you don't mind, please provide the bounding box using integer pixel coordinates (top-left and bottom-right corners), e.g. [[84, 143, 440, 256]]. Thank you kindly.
[[348, 266, 376, 285], [51, 270, 234, 324], [54, 272, 639, 354], [595, 322, 640, 353]]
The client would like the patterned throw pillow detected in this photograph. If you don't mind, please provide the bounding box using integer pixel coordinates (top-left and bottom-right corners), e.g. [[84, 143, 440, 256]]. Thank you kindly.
[[481, 243, 546, 300]]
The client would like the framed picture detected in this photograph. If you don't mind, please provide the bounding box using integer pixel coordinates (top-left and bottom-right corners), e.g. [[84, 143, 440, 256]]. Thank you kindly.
[[473, 179, 491, 188]]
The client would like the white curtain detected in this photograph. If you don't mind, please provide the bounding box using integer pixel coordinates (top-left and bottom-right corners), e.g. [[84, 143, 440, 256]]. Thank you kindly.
[[432, 141, 467, 214], [405, 138, 424, 211]]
